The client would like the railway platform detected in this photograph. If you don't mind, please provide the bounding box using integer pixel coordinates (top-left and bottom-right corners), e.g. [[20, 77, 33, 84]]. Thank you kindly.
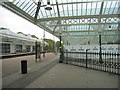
[[2, 53, 119, 88]]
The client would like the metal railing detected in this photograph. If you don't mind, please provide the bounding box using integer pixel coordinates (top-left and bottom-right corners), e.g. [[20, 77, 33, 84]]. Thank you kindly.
[[63, 51, 120, 75]]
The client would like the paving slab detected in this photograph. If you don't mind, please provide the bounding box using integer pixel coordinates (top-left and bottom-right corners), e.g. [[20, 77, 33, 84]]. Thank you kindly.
[[2, 53, 59, 88], [2, 53, 119, 88], [26, 63, 119, 88], [2, 53, 58, 77]]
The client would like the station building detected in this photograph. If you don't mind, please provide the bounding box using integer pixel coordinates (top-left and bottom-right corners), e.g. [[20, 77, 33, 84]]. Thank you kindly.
[[0, 28, 46, 55]]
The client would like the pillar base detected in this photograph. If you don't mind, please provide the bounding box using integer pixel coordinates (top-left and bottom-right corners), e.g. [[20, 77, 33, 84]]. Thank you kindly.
[[59, 60, 62, 63]]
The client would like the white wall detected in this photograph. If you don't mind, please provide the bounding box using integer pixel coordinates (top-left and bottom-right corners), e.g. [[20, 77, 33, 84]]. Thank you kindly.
[[22, 45, 26, 52], [64, 44, 120, 53], [10, 43, 15, 53]]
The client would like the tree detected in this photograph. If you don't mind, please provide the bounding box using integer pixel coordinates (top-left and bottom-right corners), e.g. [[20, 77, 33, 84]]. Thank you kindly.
[[0, 27, 9, 30], [31, 35, 39, 39], [17, 32, 24, 34], [17, 32, 39, 39], [17, 32, 27, 36], [56, 41, 60, 50], [44, 39, 55, 52], [56, 41, 63, 50]]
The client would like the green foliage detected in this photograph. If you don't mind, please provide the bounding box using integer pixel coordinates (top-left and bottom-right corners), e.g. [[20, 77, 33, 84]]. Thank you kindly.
[[56, 41, 60, 49], [31, 35, 39, 39], [56, 41, 63, 50], [44, 39, 55, 45], [44, 39, 64, 52], [0, 27, 9, 30], [17, 32, 27, 36], [17, 32, 38, 39], [17, 32, 24, 34], [44, 39, 55, 52]]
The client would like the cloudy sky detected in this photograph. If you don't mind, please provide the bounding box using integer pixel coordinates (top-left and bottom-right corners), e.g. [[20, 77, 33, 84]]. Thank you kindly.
[[0, 6, 59, 41]]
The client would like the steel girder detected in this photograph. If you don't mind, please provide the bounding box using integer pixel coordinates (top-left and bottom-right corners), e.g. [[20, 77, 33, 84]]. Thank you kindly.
[[1, 0, 119, 45], [1, 2, 57, 37]]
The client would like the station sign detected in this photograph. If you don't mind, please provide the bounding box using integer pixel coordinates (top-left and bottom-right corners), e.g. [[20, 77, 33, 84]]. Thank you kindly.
[[36, 42, 41, 46], [35, 41, 41, 62]]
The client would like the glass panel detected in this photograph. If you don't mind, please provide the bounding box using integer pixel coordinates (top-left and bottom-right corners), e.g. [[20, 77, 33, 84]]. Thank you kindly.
[[2, 43, 10, 54], [16, 44, 22, 53], [72, 4, 77, 16], [16, 0, 26, 7], [52, 5, 58, 17], [59, 5, 64, 16], [62, 5, 68, 16], [5, 0, 119, 45], [22, 0, 32, 10], [40, 7, 48, 18], [19, 0, 29, 9], [26, 45, 31, 52], [13, 0, 20, 5], [77, 3, 82, 16], [28, 5, 37, 16], [25, 3, 35, 13]]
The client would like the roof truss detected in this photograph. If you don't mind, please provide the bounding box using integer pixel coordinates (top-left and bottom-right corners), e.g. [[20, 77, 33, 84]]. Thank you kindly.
[[1, 0, 120, 45]]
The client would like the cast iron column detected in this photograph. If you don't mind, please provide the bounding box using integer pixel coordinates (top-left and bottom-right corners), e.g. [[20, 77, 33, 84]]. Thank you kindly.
[[99, 34, 103, 63], [59, 35, 62, 63]]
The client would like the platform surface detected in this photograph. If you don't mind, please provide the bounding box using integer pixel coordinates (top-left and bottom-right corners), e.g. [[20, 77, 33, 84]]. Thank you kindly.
[[2, 53, 119, 88], [26, 63, 119, 88]]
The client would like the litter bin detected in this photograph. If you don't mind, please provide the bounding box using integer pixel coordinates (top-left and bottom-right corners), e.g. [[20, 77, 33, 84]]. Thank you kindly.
[[21, 60, 27, 74]]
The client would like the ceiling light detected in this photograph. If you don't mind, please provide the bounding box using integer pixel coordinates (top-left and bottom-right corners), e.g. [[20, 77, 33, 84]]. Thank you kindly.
[[45, 0, 52, 10], [45, 5, 52, 10]]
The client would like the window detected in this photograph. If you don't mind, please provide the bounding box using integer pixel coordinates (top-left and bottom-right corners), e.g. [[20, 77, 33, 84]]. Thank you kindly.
[[1, 43, 10, 54], [26, 45, 31, 52], [16, 44, 22, 53]]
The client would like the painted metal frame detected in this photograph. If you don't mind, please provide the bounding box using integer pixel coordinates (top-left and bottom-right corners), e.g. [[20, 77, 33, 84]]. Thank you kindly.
[[1, 0, 119, 45]]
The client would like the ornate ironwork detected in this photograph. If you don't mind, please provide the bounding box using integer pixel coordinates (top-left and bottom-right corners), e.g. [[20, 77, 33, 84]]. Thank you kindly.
[[63, 51, 120, 75]]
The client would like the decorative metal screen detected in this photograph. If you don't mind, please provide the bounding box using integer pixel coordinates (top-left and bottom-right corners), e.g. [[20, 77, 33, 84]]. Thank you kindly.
[[63, 51, 120, 75]]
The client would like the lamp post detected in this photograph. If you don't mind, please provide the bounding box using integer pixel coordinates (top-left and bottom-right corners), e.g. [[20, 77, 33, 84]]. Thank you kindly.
[[58, 20, 64, 63], [59, 34, 63, 63], [98, 32, 103, 63], [59, 34, 62, 54]]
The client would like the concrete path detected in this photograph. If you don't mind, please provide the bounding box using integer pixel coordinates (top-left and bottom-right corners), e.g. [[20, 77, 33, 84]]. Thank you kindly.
[[2, 53, 58, 77], [2, 52, 119, 88], [2, 53, 59, 88], [26, 63, 119, 88]]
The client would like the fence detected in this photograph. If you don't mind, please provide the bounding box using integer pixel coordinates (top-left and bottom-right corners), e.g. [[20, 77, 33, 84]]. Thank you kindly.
[[63, 51, 120, 75]]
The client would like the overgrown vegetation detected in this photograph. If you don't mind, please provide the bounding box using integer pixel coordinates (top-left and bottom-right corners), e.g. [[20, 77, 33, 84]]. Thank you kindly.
[[17, 32, 39, 39], [0, 27, 9, 30], [44, 39, 63, 52], [17, 32, 27, 36], [31, 35, 39, 39], [44, 39, 55, 52]]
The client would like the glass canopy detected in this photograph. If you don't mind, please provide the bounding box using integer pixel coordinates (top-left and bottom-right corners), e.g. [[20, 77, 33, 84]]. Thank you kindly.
[[1, 0, 120, 45]]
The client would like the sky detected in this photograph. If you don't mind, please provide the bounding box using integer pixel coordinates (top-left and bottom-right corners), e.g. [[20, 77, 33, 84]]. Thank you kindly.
[[0, 6, 59, 42]]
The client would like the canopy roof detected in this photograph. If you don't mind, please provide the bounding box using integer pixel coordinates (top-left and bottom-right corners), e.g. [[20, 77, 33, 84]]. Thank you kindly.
[[1, 0, 119, 45], [0, 29, 39, 41]]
